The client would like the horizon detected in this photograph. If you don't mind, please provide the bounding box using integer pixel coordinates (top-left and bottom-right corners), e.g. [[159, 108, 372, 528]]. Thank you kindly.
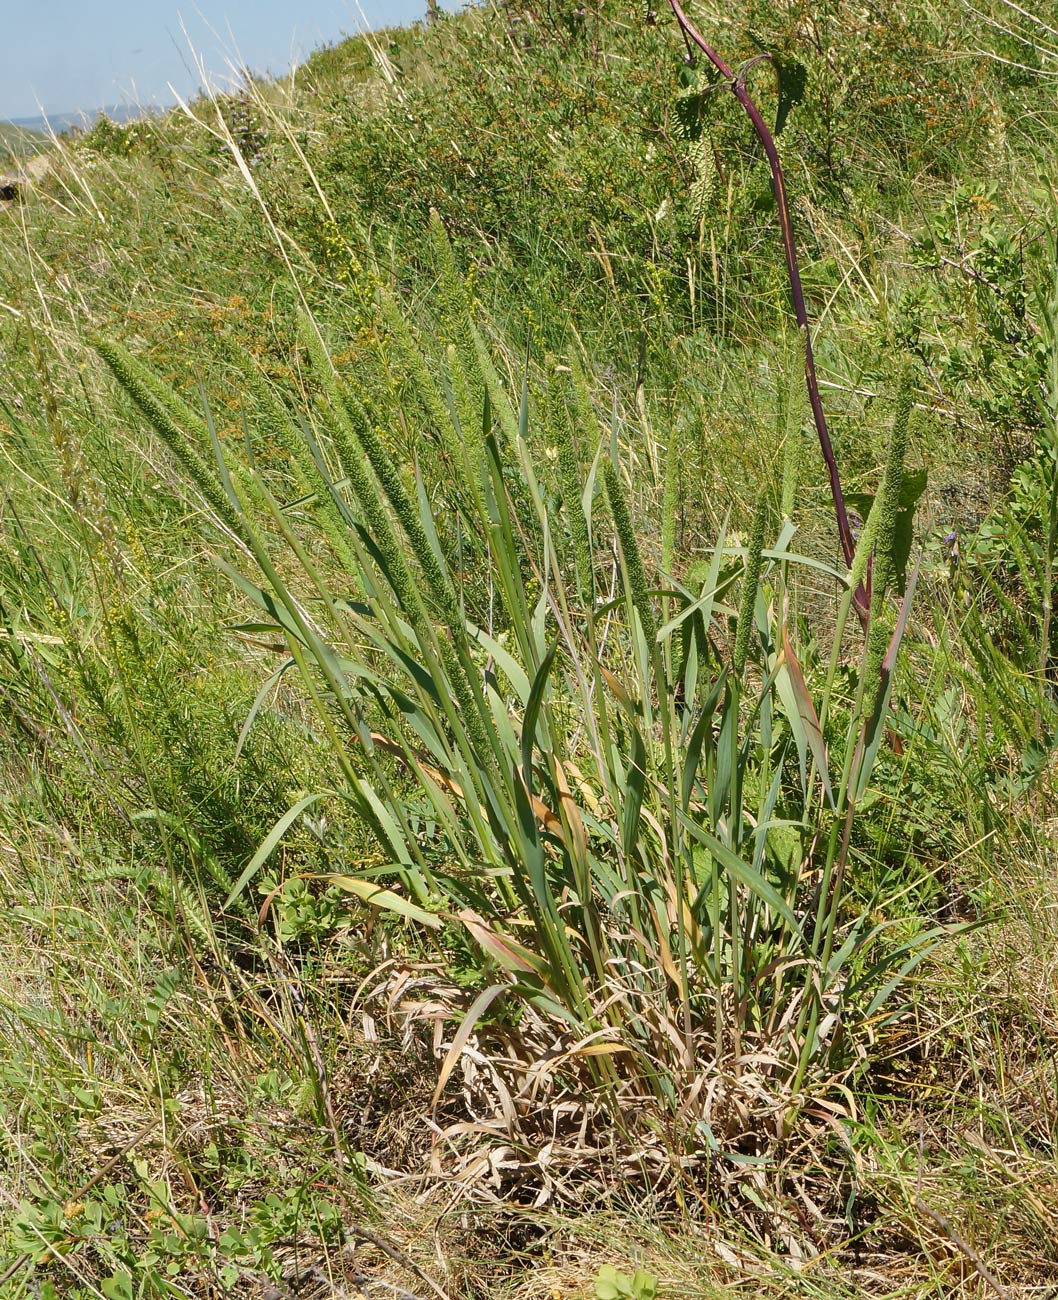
[[1, 1, 445, 123]]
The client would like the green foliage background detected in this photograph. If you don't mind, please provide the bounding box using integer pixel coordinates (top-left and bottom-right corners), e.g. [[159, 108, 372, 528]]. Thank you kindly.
[[3, 0, 1058, 1295]]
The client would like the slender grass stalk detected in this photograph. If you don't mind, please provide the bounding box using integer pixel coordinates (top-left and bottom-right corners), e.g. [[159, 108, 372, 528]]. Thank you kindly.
[[863, 370, 914, 710], [666, 1, 861, 607], [733, 498, 768, 678], [302, 320, 506, 778], [780, 334, 807, 522], [548, 361, 596, 611], [380, 288, 486, 510], [93, 337, 245, 538], [429, 210, 485, 432], [602, 458, 657, 646]]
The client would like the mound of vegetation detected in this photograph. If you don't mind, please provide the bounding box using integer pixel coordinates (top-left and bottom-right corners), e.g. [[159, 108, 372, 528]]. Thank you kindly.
[[1, 2, 1058, 1297], [0, 120, 47, 163]]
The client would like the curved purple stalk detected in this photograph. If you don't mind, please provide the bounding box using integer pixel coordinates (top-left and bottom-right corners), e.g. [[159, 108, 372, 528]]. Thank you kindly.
[[668, 0, 866, 613]]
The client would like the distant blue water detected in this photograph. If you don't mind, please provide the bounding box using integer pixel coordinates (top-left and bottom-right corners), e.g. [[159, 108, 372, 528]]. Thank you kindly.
[[4, 105, 159, 135]]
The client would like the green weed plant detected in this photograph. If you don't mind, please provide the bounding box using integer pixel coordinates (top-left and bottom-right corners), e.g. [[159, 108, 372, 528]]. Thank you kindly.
[[93, 213, 939, 1171]]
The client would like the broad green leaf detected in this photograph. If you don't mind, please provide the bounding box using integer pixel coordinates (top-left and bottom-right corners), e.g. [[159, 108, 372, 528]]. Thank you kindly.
[[776, 625, 834, 808], [458, 909, 551, 979], [321, 875, 442, 929], [521, 642, 558, 783], [224, 793, 329, 910], [620, 725, 648, 859], [236, 657, 295, 759], [682, 815, 802, 935], [469, 623, 532, 704], [215, 559, 309, 647], [855, 565, 919, 800], [358, 779, 416, 868]]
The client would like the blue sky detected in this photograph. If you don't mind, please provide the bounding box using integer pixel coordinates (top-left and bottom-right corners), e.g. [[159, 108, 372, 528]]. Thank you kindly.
[[2, 1, 435, 121]]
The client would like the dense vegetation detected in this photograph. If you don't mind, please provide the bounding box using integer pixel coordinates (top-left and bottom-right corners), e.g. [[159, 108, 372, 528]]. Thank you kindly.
[[0, 123, 46, 165], [2, 1, 1058, 1295]]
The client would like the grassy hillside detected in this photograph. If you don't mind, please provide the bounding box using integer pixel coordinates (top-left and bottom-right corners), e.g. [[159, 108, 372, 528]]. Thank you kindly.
[[0, 121, 46, 164], [2, 3, 1058, 1297]]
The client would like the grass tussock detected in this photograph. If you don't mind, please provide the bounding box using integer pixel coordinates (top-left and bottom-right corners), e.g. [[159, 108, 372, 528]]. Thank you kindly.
[[3, 0, 1058, 1296]]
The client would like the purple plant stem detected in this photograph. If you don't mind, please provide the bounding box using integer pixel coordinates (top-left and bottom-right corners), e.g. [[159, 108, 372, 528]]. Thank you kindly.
[[668, 0, 866, 612]]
